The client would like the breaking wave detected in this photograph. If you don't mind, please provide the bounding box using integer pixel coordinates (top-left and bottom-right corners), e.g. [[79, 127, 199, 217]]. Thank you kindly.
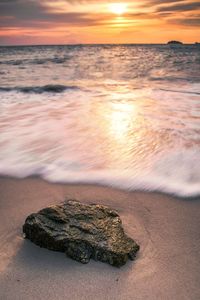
[[0, 44, 200, 198], [0, 85, 79, 94], [0, 148, 200, 198]]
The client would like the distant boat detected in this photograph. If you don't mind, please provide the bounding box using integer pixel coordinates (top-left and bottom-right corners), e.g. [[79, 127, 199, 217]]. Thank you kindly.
[[195, 42, 200, 45], [167, 41, 183, 45]]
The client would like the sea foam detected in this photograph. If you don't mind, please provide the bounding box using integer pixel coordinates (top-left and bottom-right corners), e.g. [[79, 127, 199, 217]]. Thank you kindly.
[[0, 45, 200, 197]]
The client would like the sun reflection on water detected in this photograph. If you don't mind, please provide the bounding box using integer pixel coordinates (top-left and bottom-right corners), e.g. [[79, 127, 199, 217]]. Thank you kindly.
[[109, 102, 136, 141], [90, 86, 174, 171]]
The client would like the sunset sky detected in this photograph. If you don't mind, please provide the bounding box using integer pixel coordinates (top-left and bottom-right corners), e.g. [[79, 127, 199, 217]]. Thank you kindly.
[[0, 0, 199, 45]]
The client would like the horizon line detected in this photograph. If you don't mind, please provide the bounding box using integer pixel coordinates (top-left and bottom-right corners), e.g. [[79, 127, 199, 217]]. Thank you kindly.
[[0, 42, 199, 47]]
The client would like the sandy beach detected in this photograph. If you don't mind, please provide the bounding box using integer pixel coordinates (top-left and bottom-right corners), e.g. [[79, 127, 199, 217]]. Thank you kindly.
[[0, 176, 199, 300]]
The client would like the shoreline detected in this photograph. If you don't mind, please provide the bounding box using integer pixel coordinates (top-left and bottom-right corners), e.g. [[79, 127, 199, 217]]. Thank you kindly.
[[0, 176, 200, 299], [1, 174, 200, 200]]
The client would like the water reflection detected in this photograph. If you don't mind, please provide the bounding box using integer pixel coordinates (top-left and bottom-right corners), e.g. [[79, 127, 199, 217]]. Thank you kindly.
[[0, 45, 200, 196], [88, 85, 179, 171], [109, 102, 136, 140], [0, 81, 199, 180]]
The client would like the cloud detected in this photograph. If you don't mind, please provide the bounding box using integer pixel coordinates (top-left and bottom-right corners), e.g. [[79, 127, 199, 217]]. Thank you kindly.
[[145, 0, 185, 5], [1, 0, 200, 26], [0, 0, 109, 28], [169, 16, 200, 26], [156, 1, 200, 12], [0, 0, 199, 44]]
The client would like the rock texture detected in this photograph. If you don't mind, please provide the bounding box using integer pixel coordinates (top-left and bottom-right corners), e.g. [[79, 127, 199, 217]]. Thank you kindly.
[[23, 200, 139, 267]]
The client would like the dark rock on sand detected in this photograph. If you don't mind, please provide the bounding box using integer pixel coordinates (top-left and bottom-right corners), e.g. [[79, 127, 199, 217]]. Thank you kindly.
[[23, 200, 139, 267]]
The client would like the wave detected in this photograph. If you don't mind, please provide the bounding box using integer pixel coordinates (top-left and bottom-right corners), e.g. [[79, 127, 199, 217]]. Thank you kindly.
[[0, 166, 200, 198], [0, 148, 199, 198], [0, 84, 79, 94], [0, 57, 69, 66]]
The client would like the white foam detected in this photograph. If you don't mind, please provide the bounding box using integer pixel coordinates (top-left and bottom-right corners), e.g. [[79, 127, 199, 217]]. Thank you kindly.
[[0, 83, 200, 197]]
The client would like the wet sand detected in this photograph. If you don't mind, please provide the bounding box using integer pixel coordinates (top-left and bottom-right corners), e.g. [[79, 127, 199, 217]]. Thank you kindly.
[[0, 176, 200, 300]]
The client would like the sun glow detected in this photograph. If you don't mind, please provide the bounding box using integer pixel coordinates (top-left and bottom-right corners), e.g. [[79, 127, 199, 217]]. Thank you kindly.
[[108, 3, 128, 15]]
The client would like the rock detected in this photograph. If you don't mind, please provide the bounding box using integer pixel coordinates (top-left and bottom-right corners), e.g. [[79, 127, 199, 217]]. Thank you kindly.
[[23, 200, 139, 267], [167, 40, 183, 45]]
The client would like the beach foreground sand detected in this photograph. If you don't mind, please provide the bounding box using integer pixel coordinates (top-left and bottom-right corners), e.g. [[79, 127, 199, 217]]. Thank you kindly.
[[0, 177, 200, 300]]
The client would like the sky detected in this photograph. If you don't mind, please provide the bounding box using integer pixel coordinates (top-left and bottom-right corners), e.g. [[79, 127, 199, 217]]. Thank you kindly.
[[0, 0, 199, 45]]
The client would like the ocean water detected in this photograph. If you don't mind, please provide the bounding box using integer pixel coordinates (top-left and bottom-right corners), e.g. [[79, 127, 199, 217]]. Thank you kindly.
[[0, 44, 200, 197]]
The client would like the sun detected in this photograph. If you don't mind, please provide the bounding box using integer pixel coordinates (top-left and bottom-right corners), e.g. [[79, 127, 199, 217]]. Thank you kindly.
[[108, 3, 128, 15]]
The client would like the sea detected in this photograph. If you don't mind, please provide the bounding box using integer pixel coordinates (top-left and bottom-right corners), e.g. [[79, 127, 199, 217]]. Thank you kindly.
[[0, 44, 199, 197]]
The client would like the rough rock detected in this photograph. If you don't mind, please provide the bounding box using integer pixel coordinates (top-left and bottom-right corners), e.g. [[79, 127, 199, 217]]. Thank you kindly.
[[23, 200, 139, 267]]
